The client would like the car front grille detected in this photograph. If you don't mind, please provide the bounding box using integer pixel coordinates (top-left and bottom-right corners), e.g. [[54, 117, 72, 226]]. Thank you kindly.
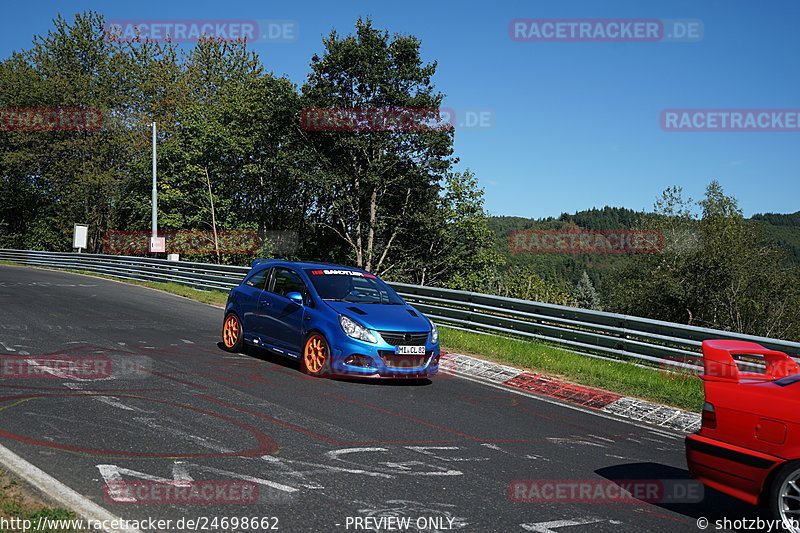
[[378, 331, 428, 346], [378, 350, 432, 370]]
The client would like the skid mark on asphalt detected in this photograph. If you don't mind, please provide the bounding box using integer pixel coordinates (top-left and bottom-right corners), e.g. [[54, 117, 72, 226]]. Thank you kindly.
[[326, 393, 487, 442], [520, 517, 614, 532], [163, 371, 256, 388], [19, 407, 149, 439], [200, 395, 456, 446], [545, 437, 607, 449], [325, 393, 645, 447], [0, 392, 278, 458], [132, 417, 233, 454]]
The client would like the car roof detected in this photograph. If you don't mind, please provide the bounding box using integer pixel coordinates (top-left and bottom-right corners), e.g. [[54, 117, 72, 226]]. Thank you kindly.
[[251, 259, 370, 273]]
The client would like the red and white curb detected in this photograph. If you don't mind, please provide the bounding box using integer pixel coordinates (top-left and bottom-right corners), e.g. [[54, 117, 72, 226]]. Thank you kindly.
[[441, 353, 701, 433]]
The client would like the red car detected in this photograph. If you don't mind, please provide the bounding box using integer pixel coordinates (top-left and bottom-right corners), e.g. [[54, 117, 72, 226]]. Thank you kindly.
[[686, 339, 800, 527]]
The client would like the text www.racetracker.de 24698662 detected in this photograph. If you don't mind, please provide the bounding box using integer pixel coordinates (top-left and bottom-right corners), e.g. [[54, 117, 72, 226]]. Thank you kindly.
[[0, 515, 280, 532]]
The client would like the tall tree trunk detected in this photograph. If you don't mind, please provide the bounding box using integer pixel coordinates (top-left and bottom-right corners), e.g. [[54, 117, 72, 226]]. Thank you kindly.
[[204, 166, 220, 263]]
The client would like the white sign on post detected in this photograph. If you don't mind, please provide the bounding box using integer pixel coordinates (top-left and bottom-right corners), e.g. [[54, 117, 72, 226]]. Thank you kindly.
[[73, 224, 88, 252], [149, 236, 166, 253]]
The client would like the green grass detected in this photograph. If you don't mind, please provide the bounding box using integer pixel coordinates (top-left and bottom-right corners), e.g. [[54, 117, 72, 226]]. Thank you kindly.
[[1, 470, 86, 532], [1, 259, 703, 411], [440, 326, 703, 412]]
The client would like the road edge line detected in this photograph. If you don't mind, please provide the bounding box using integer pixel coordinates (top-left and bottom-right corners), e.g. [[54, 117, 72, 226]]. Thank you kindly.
[[0, 442, 142, 533]]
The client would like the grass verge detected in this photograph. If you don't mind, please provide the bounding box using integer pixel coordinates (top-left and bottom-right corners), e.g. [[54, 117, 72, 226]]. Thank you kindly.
[[1, 260, 703, 412], [0, 469, 85, 532]]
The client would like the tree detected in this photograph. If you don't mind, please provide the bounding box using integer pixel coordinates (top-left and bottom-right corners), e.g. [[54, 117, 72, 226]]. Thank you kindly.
[[574, 271, 601, 310], [607, 181, 800, 340], [0, 12, 138, 251], [300, 18, 454, 274], [493, 264, 571, 305], [399, 170, 501, 288]]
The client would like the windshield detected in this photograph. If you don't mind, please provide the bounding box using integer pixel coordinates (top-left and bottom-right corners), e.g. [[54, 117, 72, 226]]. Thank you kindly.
[[305, 269, 404, 304]]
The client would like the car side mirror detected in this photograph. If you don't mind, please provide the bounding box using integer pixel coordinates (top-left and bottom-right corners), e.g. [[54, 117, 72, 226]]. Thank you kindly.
[[286, 292, 304, 306]]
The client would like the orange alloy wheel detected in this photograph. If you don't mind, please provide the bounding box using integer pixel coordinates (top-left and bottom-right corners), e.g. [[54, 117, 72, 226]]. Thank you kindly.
[[223, 315, 240, 349], [303, 334, 328, 374]]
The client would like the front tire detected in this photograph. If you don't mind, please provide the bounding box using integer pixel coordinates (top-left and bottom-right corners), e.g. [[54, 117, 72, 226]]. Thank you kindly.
[[768, 461, 800, 532], [222, 312, 245, 352], [302, 333, 330, 376]]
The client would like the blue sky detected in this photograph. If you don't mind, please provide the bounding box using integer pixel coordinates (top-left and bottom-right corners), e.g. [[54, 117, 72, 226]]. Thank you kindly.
[[2, 0, 798, 218]]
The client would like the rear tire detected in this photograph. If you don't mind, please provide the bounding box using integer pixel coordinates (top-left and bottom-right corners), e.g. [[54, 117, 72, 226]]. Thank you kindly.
[[768, 461, 800, 532], [221, 312, 245, 353], [301, 333, 330, 377]]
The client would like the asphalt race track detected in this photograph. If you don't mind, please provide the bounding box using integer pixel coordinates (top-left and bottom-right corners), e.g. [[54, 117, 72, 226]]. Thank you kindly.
[[0, 264, 775, 532]]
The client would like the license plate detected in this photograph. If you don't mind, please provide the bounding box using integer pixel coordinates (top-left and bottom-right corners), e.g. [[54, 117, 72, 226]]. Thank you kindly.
[[396, 345, 425, 355]]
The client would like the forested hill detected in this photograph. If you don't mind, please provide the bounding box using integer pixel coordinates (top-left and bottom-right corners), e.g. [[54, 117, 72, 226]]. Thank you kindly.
[[751, 212, 800, 262], [489, 207, 800, 285]]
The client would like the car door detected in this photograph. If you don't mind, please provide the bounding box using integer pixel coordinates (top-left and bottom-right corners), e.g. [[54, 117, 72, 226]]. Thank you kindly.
[[238, 267, 271, 334], [261, 267, 307, 354]]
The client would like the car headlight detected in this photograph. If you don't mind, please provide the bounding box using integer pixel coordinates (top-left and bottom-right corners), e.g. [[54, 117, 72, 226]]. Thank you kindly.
[[429, 319, 439, 344], [339, 315, 377, 343]]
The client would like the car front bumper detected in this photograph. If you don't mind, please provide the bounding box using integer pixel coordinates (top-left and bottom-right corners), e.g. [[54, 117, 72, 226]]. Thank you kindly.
[[327, 331, 440, 378]]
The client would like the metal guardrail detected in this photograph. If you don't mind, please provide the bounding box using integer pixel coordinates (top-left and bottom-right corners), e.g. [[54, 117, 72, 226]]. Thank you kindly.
[[3, 248, 799, 372]]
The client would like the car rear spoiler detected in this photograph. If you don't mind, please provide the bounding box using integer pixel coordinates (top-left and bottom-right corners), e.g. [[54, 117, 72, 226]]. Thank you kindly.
[[701, 339, 799, 383]]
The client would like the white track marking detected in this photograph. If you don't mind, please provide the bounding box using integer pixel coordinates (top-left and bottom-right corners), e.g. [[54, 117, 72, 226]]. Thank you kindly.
[[546, 437, 606, 448], [64, 383, 139, 411], [97, 462, 298, 499], [405, 446, 490, 462], [326, 447, 463, 476], [262, 453, 393, 479], [132, 417, 232, 453]]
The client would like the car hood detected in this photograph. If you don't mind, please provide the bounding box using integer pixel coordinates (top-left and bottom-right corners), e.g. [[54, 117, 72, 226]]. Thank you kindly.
[[323, 301, 431, 333]]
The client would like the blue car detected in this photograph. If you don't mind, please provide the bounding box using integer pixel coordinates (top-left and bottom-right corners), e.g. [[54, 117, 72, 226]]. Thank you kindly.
[[221, 260, 440, 378]]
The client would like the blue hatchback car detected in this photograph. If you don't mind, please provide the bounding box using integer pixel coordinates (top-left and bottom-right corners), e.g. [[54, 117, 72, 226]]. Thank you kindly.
[[221, 260, 440, 378]]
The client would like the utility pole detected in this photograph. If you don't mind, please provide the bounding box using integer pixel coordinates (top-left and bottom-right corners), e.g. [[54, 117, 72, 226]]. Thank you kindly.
[[148, 122, 165, 254], [151, 122, 157, 239]]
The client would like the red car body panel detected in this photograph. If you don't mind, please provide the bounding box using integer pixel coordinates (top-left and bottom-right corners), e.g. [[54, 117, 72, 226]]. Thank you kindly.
[[686, 340, 800, 506]]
